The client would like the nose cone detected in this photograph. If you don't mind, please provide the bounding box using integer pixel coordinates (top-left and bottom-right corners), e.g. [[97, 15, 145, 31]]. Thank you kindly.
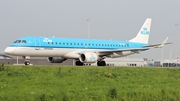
[[4, 47, 13, 55]]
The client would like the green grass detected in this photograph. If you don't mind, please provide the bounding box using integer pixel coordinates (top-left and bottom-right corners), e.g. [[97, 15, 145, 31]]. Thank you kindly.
[[0, 64, 180, 101]]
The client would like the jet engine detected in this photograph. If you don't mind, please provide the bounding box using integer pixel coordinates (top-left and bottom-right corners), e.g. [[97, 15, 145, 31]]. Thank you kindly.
[[47, 57, 66, 63], [79, 53, 98, 63]]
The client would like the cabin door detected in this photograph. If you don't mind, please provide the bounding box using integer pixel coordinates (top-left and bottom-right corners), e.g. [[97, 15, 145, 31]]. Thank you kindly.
[[33, 37, 40, 50]]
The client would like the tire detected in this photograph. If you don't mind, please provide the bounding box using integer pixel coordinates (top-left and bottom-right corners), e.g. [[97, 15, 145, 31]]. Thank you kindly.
[[75, 61, 84, 66], [24, 61, 30, 65], [97, 61, 106, 66]]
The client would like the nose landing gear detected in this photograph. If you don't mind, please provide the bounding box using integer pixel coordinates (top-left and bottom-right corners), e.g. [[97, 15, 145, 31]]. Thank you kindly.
[[23, 56, 31, 65]]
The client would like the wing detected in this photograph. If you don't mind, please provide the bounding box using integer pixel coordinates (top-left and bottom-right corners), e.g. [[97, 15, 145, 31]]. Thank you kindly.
[[96, 48, 149, 56], [96, 37, 172, 57], [143, 37, 172, 48], [78, 37, 172, 58], [143, 42, 172, 48]]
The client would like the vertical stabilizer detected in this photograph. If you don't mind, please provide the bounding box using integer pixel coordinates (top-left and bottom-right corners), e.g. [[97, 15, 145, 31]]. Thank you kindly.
[[129, 18, 152, 44]]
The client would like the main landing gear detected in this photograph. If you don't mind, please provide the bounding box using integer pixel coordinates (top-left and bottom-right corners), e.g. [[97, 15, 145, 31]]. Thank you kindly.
[[97, 61, 106, 66], [23, 56, 30, 65], [75, 60, 106, 66], [75, 61, 84, 66]]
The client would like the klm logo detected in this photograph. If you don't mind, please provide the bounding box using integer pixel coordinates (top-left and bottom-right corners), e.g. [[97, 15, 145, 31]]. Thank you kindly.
[[90, 55, 95, 60], [141, 27, 149, 35], [43, 38, 52, 42]]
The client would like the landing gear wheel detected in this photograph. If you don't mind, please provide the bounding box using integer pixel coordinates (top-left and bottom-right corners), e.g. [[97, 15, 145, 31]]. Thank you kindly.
[[23, 56, 31, 65], [24, 61, 30, 65], [97, 61, 106, 66], [75, 61, 84, 66]]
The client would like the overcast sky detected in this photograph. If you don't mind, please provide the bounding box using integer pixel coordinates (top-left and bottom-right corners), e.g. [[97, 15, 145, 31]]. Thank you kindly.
[[0, 0, 180, 60]]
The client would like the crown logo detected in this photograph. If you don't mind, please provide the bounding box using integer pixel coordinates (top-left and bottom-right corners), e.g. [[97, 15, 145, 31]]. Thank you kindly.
[[90, 55, 95, 60], [141, 27, 149, 35]]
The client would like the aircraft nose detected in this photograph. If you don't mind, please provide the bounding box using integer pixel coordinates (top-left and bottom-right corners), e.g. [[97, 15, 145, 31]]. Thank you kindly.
[[4, 47, 13, 55]]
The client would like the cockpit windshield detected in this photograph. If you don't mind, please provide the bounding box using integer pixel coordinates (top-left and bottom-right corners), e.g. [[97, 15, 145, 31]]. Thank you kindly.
[[22, 40, 27, 43], [14, 40, 27, 44], [14, 40, 21, 43]]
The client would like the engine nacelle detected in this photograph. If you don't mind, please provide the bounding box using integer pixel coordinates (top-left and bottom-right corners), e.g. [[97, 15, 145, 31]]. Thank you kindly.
[[47, 57, 66, 63], [79, 53, 98, 63]]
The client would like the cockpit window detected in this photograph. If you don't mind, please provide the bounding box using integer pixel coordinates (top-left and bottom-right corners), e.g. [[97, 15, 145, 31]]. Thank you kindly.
[[14, 40, 21, 43], [14, 40, 27, 44], [22, 40, 27, 43]]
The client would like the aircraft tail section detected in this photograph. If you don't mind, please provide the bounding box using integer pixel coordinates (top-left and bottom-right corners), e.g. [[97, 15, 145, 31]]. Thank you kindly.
[[129, 18, 152, 44]]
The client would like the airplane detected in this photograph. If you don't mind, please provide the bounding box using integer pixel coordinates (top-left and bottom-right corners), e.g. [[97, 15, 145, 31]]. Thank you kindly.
[[4, 18, 172, 66]]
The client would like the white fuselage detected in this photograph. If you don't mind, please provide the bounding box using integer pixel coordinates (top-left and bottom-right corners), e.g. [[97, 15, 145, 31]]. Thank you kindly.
[[5, 46, 136, 59]]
